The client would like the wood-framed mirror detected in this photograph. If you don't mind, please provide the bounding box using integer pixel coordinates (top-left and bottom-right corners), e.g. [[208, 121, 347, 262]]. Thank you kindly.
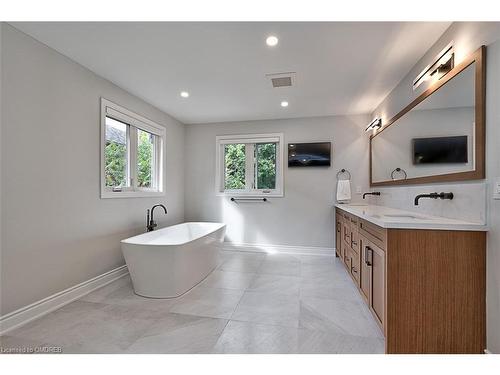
[[370, 46, 485, 187]]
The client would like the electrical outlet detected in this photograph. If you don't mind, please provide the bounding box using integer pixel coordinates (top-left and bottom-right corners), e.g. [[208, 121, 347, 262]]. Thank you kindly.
[[494, 178, 500, 200]]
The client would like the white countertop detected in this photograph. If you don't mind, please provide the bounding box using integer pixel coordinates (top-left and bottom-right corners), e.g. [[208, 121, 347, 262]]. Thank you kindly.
[[334, 203, 487, 231]]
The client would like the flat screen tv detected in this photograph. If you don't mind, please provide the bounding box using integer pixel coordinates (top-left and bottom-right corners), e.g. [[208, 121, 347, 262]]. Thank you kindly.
[[412, 136, 468, 164], [288, 142, 331, 167]]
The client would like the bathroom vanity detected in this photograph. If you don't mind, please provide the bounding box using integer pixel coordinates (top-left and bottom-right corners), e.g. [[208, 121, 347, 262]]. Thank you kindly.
[[335, 204, 487, 354]]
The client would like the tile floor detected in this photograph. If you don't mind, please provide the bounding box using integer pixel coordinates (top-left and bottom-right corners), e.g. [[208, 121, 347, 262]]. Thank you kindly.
[[0, 250, 385, 354]]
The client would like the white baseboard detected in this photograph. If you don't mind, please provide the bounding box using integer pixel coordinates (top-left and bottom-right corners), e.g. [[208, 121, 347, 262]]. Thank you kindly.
[[0, 265, 129, 335], [223, 241, 335, 256]]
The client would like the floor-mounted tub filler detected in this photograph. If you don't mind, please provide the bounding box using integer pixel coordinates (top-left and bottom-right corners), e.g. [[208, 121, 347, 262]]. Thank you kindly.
[[121, 222, 226, 298]]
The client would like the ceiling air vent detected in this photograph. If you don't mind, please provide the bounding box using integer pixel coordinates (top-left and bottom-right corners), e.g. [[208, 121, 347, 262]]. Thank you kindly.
[[266, 72, 296, 88]]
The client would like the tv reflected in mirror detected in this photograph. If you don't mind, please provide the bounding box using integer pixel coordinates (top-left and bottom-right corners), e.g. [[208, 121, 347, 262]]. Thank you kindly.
[[288, 142, 331, 167], [413, 135, 468, 164]]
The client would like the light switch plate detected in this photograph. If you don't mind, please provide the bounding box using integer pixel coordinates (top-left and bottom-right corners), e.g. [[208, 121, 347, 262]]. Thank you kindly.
[[493, 178, 500, 200]]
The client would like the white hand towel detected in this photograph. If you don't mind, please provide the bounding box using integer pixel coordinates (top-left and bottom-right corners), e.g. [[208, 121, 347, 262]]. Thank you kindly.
[[336, 180, 352, 202]]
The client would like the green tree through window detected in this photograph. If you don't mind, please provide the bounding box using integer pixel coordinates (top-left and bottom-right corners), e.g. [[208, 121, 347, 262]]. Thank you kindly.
[[256, 143, 276, 189], [104, 118, 128, 187], [224, 144, 246, 189], [223, 142, 277, 190], [137, 129, 155, 188], [105, 141, 127, 187]]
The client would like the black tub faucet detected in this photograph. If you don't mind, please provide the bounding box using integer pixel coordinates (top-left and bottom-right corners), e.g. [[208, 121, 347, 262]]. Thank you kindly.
[[363, 191, 381, 199], [147, 204, 168, 232], [414, 192, 454, 206]]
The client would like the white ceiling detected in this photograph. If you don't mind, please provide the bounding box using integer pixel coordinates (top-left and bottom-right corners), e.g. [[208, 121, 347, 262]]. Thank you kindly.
[[11, 22, 451, 124]]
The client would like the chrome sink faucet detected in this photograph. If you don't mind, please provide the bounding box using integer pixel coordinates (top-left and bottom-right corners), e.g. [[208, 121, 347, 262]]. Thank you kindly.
[[147, 204, 168, 232]]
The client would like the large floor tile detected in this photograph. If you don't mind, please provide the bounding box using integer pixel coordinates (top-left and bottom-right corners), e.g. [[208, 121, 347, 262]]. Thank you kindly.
[[258, 260, 301, 276], [298, 329, 385, 354], [299, 297, 383, 339], [300, 263, 353, 287], [220, 250, 266, 262], [297, 255, 335, 265], [301, 261, 347, 279], [248, 274, 301, 296], [169, 286, 243, 319], [264, 253, 301, 262], [4, 251, 386, 354], [200, 270, 256, 290], [10, 301, 156, 353], [82, 282, 177, 314], [217, 257, 263, 273], [299, 277, 364, 302], [126, 314, 227, 354], [80, 275, 132, 303], [212, 320, 299, 354], [232, 291, 300, 328]]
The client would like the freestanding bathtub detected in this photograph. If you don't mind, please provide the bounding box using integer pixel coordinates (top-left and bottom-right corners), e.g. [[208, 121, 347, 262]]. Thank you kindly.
[[121, 222, 226, 298]]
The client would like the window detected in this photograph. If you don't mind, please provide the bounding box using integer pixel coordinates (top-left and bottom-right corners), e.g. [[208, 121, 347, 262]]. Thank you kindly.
[[216, 133, 283, 197], [101, 98, 165, 198]]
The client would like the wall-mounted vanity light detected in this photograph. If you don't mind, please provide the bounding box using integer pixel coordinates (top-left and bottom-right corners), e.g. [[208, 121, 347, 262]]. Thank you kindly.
[[365, 118, 382, 132], [413, 42, 454, 90]]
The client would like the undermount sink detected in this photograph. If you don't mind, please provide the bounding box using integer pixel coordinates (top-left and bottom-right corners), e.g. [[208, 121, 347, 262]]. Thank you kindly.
[[370, 213, 427, 220], [383, 214, 426, 220]]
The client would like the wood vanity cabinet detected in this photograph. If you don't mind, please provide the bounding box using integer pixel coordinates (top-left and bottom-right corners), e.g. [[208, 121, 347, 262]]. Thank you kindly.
[[335, 213, 342, 259], [359, 235, 385, 328], [335, 207, 486, 354]]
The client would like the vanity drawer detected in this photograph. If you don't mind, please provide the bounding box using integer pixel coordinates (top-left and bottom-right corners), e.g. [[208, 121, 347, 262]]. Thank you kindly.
[[342, 240, 350, 268], [359, 219, 387, 250], [335, 214, 343, 258], [343, 223, 351, 243], [350, 249, 360, 285], [350, 229, 360, 254], [349, 215, 359, 227]]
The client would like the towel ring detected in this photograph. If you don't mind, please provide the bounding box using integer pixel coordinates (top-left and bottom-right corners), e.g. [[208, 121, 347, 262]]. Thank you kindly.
[[391, 167, 407, 180], [336, 168, 351, 180]]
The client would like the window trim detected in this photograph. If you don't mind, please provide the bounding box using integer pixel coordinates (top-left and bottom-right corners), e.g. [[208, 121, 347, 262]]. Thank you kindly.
[[100, 98, 166, 199], [215, 133, 284, 197]]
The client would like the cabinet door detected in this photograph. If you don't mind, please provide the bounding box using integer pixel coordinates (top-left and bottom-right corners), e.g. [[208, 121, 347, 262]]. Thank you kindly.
[[350, 249, 360, 286], [359, 236, 370, 302], [368, 242, 385, 328], [342, 239, 350, 268], [343, 220, 351, 244], [350, 228, 360, 254], [335, 215, 342, 258]]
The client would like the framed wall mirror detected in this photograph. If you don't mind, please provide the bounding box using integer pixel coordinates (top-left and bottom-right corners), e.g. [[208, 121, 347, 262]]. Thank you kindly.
[[370, 46, 485, 187]]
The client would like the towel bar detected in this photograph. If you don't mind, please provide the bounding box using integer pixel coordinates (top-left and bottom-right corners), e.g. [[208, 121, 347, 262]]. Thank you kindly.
[[230, 197, 268, 202]]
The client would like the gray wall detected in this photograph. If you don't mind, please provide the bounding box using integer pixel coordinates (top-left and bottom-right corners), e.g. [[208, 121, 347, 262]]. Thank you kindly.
[[184, 115, 369, 249], [370, 22, 500, 353], [0, 24, 185, 315]]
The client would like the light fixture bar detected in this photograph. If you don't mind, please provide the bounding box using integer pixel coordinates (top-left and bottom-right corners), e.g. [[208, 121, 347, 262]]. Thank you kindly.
[[413, 42, 454, 90], [365, 118, 382, 132]]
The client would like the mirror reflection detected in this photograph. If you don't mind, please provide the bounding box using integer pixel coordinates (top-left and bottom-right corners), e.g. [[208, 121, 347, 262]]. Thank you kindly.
[[371, 62, 475, 183]]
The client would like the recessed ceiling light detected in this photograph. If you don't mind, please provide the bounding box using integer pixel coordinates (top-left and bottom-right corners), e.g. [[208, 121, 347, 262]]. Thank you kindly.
[[180, 91, 189, 98], [281, 101, 289, 107], [266, 35, 279, 47]]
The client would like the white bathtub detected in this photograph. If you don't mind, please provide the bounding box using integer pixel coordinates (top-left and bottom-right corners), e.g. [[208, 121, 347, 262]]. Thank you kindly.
[[121, 222, 226, 298]]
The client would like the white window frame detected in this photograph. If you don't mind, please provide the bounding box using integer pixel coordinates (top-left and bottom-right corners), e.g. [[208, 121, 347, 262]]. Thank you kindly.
[[215, 133, 284, 197], [100, 98, 165, 199]]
